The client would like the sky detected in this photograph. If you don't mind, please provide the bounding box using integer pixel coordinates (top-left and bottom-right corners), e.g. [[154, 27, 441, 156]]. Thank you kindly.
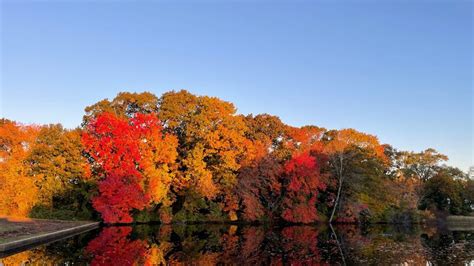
[[1, 0, 472, 171]]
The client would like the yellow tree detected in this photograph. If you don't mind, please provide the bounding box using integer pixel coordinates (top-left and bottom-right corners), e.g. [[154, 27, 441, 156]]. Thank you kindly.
[[0, 119, 40, 217], [158, 90, 248, 220], [136, 114, 179, 222], [27, 125, 88, 208]]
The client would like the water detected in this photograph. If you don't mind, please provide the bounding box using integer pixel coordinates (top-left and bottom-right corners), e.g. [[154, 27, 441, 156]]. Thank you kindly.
[[1, 224, 473, 265]]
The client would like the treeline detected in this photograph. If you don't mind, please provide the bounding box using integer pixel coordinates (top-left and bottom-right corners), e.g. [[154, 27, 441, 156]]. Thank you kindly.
[[1, 90, 473, 224]]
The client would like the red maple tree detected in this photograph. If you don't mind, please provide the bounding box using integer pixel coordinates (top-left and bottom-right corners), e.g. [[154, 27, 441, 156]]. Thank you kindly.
[[82, 113, 153, 223], [281, 152, 326, 223]]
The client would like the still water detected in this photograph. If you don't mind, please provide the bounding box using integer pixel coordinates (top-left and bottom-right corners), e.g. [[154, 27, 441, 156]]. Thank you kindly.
[[1, 224, 473, 265]]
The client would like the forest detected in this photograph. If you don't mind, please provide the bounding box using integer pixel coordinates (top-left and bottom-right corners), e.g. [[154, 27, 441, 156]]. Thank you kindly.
[[1, 90, 473, 224]]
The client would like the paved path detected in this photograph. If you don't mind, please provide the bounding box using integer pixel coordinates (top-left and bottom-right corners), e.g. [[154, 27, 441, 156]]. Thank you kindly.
[[0, 217, 99, 256]]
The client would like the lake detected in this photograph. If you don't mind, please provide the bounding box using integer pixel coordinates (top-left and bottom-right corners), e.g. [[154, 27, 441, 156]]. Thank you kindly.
[[1, 223, 473, 265]]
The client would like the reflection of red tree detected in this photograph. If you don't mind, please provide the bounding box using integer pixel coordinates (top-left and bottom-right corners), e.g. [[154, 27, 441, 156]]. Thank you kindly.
[[240, 227, 265, 261], [86, 227, 147, 266], [279, 226, 326, 266]]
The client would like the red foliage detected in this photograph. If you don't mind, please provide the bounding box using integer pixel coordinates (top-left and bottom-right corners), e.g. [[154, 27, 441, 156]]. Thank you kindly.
[[237, 156, 282, 221], [91, 173, 149, 223], [86, 226, 147, 265], [82, 113, 166, 223], [281, 152, 326, 223], [280, 226, 325, 266]]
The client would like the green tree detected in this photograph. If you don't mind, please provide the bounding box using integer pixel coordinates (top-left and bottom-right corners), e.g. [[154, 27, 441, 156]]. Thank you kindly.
[[419, 167, 466, 215]]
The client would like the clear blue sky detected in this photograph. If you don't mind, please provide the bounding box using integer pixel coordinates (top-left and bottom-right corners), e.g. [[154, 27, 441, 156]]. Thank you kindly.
[[1, 1, 472, 171]]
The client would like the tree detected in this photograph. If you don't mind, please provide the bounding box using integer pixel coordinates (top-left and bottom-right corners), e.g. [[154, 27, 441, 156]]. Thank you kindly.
[[280, 152, 326, 223], [237, 156, 282, 221], [27, 125, 88, 208], [419, 168, 465, 215], [462, 179, 474, 213], [243, 114, 288, 153], [0, 119, 40, 216], [323, 129, 386, 223], [82, 112, 177, 223], [83, 92, 159, 125], [396, 148, 448, 181], [158, 90, 248, 220]]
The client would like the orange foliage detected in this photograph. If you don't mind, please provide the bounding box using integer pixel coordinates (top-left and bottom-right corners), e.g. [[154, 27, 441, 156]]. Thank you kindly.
[[0, 120, 40, 217]]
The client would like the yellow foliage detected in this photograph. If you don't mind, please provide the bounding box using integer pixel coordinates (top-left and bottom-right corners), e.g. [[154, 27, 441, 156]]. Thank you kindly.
[[0, 120, 39, 217]]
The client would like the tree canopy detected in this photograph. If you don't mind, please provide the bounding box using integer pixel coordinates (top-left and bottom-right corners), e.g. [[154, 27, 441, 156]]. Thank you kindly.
[[1, 91, 471, 224]]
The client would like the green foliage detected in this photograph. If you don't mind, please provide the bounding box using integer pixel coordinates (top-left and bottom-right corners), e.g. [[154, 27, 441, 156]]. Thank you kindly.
[[419, 167, 471, 215]]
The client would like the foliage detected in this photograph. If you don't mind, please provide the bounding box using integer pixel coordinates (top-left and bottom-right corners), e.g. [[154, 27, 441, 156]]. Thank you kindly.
[[26, 125, 94, 219], [237, 156, 282, 221], [82, 112, 177, 223], [395, 148, 448, 181], [157, 90, 249, 220], [281, 152, 326, 223], [85, 226, 148, 265], [2, 90, 471, 224], [419, 167, 469, 215], [0, 119, 40, 217]]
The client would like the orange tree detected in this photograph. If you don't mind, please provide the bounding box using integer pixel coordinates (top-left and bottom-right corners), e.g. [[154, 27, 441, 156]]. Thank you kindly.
[[0, 119, 40, 217]]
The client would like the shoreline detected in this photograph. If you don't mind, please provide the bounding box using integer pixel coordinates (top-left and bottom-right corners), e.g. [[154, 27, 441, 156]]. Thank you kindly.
[[0, 221, 99, 257]]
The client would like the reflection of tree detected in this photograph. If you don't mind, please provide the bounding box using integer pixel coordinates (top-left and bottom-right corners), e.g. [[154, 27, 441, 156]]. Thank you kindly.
[[3, 224, 473, 265], [86, 226, 147, 265], [338, 225, 429, 265], [239, 226, 265, 263], [421, 231, 474, 265], [279, 226, 324, 265], [1, 250, 36, 265], [0, 230, 95, 265]]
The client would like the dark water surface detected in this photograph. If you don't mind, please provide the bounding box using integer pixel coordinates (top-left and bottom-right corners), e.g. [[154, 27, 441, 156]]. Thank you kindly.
[[1, 224, 473, 265]]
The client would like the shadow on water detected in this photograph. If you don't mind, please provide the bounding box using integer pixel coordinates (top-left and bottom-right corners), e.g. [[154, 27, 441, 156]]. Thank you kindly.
[[1, 223, 473, 265]]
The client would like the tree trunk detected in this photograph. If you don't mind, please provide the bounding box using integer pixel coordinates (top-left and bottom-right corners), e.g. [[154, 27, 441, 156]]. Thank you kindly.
[[329, 222, 346, 265], [329, 154, 344, 224]]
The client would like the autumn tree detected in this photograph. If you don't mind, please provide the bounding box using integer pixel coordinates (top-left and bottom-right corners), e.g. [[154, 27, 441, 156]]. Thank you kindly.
[[395, 148, 448, 181], [236, 114, 288, 221], [82, 112, 177, 223], [243, 114, 289, 160], [27, 125, 89, 209], [158, 90, 248, 220], [83, 92, 159, 125], [0, 119, 40, 217], [236, 156, 282, 221], [322, 129, 387, 223], [280, 152, 326, 223], [285, 125, 326, 154]]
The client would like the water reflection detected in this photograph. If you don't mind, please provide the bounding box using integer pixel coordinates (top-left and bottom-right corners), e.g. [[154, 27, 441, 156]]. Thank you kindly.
[[1, 224, 473, 265]]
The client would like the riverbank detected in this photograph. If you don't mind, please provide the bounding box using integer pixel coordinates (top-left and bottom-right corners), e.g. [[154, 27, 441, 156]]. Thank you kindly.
[[0, 217, 99, 256]]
